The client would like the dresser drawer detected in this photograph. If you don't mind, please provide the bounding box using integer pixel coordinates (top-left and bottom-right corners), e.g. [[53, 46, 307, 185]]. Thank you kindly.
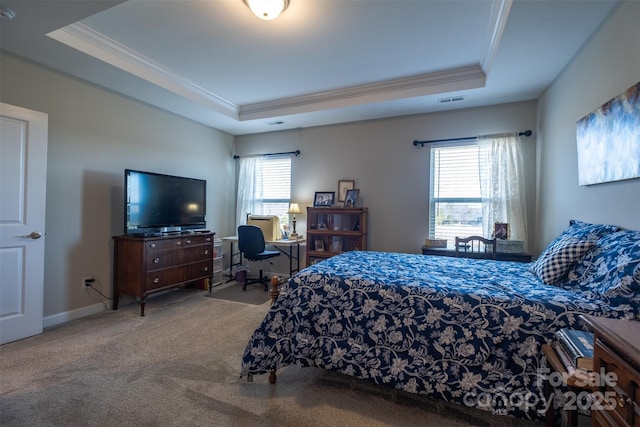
[[184, 260, 213, 281], [146, 267, 186, 290], [182, 234, 213, 246], [183, 245, 211, 262], [146, 238, 184, 250], [595, 338, 640, 426], [145, 248, 184, 269]]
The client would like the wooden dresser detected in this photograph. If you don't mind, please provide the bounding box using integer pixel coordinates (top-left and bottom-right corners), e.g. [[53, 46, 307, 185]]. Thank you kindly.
[[581, 315, 640, 427], [113, 232, 214, 316]]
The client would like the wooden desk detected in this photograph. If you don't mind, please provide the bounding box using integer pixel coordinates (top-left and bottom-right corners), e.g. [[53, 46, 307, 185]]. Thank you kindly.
[[421, 246, 532, 263], [222, 236, 305, 281]]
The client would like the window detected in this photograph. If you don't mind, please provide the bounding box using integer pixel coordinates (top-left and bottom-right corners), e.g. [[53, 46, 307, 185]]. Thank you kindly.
[[259, 156, 291, 226], [236, 155, 292, 229], [429, 143, 483, 247]]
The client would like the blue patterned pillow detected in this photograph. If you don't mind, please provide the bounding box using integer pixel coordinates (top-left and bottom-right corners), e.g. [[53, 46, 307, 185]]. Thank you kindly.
[[529, 236, 595, 285], [529, 220, 620, 285], [565, 219, 621, 239], [566, 230, 640, 299]]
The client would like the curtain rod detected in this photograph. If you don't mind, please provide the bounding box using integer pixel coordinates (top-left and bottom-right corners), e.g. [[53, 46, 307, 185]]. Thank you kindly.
[[412, 130, 532, 147], [233, 149, 300, 159]]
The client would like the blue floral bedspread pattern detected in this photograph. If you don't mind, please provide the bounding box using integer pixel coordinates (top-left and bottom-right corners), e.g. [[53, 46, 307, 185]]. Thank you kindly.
[[240, 251, 638, 419]]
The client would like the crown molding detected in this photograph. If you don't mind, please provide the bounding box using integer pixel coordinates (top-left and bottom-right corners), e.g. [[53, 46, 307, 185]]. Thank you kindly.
[[47, 3, 510, 123], [238, 65, 486, 121], [47, 23, 239, 119], [481, 0, 512, 73]]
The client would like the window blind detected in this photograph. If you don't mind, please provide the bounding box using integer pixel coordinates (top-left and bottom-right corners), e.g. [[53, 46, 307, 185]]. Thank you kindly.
[[429, 143, 483, 247], [258, 156, 291, 224]]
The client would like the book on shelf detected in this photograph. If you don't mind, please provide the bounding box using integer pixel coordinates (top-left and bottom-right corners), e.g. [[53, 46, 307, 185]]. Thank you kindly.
[[554, 328, 594, 371]]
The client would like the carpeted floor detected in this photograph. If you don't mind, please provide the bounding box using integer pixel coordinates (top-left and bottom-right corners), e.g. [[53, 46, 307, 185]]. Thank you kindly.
[[0, 289, 545, 427], [205, 280, 272, 305]]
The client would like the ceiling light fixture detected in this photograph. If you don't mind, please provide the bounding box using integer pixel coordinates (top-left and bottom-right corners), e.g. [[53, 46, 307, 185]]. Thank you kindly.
[[0, 7, 16, 21], [243, 0, 289, 21]]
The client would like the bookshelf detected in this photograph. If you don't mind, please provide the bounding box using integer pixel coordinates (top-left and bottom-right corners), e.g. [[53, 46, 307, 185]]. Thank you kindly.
[[305, 207, 368, 267]]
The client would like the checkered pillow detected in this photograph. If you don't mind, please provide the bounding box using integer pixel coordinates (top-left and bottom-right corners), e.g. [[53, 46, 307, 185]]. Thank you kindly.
[[529, 236, 595, 285]]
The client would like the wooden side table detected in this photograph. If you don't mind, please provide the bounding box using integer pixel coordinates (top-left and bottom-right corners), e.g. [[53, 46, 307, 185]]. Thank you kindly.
[[542, 343, 595, 427], [580, 315, 640, 427]]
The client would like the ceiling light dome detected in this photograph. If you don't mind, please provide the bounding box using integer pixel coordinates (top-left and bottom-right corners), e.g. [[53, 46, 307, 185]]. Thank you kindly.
[[243, 0, 289, 21]]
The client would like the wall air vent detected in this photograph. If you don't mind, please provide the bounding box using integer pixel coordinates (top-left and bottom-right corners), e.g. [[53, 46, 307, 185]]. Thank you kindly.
[[438, 96, 465, 104]]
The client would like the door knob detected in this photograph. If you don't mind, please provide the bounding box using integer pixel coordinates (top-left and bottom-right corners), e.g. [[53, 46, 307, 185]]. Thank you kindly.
[[18, 231, 42, 239]]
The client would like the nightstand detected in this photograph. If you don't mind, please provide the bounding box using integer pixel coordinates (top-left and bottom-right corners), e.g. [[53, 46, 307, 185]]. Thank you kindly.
[[580, 315, 640, 427]]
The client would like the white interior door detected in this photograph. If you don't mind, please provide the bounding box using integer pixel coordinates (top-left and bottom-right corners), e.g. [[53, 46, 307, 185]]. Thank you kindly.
[[0, 103, 48, 345]]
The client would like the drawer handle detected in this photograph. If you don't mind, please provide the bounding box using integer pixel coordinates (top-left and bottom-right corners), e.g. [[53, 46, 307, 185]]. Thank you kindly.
[[617, 394, 628, 408], [154, 257, 160, 264], [207, 237, 211, 242], [150, 243, 156, 248], [153, 278, 159, 284], [186, 239, 191, 244], [176, 241, 182, 246], [204, 250, 209, 255], [204, 266, 209, 272]]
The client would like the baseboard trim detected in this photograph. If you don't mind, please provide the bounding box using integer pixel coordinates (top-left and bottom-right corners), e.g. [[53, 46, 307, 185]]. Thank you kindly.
[[43, 302, 110, 329]]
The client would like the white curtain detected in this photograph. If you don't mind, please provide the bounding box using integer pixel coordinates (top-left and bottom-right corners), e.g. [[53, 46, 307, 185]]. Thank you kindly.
[[477, 133, 527, 243], [236, 157, 264, 232]]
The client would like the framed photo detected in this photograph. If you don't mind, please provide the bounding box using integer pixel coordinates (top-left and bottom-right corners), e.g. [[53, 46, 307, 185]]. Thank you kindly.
[[494, 222, 509, 240], [313, 191, 335, 207], [338, 180, 355, 202], [314, 239, 325, 252], [344, 189, 360, 207], [331, 236, 342, 253]]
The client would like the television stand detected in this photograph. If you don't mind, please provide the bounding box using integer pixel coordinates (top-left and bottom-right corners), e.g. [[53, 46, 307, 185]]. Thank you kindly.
[[112, 232, 215, 316]]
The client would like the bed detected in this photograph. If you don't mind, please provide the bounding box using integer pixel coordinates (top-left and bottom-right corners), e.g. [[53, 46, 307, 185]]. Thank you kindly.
[[240, 220, 640, 420]]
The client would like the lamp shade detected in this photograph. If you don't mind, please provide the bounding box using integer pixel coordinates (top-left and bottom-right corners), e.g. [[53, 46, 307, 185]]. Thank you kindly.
[[243, 0, 289, 21], [287, 203, 301, 215]]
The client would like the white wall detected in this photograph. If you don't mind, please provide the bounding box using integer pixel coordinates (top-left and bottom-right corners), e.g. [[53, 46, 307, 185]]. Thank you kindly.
[[10, 0, 635, 321], [0, 53, 236, 322], [236, 101, 538, 257], [536, 1, 640, 250]]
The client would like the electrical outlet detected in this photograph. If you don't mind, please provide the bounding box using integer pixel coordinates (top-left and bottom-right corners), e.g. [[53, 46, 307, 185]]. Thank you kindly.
[[82, 276, 95, 289]]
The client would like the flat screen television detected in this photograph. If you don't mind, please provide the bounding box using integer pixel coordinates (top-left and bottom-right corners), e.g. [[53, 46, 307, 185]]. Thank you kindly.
[[124, 169, 206, 235]]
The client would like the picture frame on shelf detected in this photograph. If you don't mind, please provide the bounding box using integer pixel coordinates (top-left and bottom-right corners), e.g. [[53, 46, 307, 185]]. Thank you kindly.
[[314, 191, 335, 207], [331, 236, 342, 253], [344, 189, 360, 207], [314, 239, 325, 252], [494, 222, 509, 240], [338, 180, 355, 202]]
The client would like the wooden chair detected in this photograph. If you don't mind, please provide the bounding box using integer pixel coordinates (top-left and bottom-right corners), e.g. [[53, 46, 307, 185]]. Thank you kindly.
[[454, 236, 497, 259]]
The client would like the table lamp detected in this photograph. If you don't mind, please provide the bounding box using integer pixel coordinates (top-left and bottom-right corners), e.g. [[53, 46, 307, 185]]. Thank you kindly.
[[287, 203, 301, 239]]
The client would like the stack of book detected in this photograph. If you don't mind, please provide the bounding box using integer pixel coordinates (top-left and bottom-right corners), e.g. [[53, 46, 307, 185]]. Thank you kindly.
[[554, 328, 594, 371]]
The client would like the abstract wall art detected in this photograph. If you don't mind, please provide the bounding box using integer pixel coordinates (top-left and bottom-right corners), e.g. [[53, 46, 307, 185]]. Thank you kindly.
[[576, 81, 640, 185]]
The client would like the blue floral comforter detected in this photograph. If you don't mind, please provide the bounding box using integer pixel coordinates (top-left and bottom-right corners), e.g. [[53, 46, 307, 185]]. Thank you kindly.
[[240, 251, 638, 419]]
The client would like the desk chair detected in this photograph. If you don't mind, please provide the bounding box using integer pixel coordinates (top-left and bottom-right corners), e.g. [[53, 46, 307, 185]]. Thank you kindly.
[[237, 225, 281, 291], [455, 236, 497, 259]]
